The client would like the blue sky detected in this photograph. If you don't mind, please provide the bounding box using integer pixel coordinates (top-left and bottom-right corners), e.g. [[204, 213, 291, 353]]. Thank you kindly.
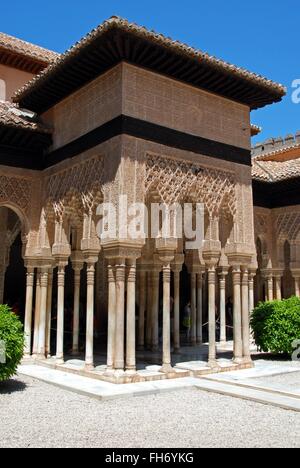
[[1, 0, 299, 144]]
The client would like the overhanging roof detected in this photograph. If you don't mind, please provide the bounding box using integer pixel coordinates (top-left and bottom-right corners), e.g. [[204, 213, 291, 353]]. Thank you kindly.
[[0, 32, 59, 74], [13, 17, 286, 113]]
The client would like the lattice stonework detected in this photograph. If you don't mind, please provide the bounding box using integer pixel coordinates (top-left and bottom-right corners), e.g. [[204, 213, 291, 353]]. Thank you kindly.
[[254, 213, 268, 238], [145, 154, 236, 217], [0, 175, 31, 212], [276, 213, 300, 242], [46, 157, 104, 202]]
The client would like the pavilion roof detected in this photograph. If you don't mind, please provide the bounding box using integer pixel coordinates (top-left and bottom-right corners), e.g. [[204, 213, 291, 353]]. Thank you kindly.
[[13, 16, 286, 113]]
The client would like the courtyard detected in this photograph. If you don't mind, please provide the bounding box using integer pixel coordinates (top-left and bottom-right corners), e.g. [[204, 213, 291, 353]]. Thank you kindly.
[[0, 372, 299, 449]]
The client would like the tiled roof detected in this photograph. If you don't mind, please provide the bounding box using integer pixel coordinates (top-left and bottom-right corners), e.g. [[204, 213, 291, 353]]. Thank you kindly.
[[13, 16, 286, 112], [0, 32, 59, 64], [252, 157, 300, 182], [0, 100, 51, 134]]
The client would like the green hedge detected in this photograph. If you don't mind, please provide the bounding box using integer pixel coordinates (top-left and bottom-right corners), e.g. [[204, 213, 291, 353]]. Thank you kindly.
[[0, 305, 25, 381], [250, 296, 300, 355]]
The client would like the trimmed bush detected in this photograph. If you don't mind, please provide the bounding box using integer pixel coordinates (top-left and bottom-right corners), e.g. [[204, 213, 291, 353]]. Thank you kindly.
[[0, 305, 25, 381], [250, 296, 300, 355]]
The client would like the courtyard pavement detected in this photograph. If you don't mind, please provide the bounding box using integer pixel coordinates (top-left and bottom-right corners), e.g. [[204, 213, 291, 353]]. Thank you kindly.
[[0, 374, 299, 448]]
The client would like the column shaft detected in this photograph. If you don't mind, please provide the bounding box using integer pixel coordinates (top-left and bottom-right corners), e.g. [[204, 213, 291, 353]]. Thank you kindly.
[[106, 264, 116, 371], [197, 274, 203, 344], [174, 271, 180, 351], [85, 263, 95, 369], [37, 268, 49, 357], [56, 265, 65, 363], [219, 273, 226, 345], [32, 270, 41, 355], [45, 270, 53, 358], [114, 262, 125, 370], [138, 271, 146, 348], [190, 273, 197, 345], [232, 267, 243, 362], [72, 269, 81, 354], [208, 267, 217, 365], [241, 268, 251, 362], [151, 270, 160, 351], [126, 260, 137, 372], [161, 263, 172, 373], [24, 267, 35, 357]]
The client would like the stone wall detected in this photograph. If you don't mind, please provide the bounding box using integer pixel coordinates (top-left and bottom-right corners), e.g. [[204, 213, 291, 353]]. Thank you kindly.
[[43, 62, 251, 152]]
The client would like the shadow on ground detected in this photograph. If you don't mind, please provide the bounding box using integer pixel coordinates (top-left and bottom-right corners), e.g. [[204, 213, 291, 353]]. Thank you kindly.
[[0, 379, 27, 395]]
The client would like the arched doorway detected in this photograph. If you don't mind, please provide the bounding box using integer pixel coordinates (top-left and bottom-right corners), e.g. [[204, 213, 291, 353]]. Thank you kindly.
[[0, 206, 25, 321]]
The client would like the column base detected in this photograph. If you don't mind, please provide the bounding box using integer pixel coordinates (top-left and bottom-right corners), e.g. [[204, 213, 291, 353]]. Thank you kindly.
[[160, 364, 173, 374], [70, 349, 80, 356], [55, 357, 64, 365], [233, 357, 244, 365], [85, 363, 94, 371], [208, 359, 220, 371], [125, 368, 137, 376], [36, 353, 47, 361]]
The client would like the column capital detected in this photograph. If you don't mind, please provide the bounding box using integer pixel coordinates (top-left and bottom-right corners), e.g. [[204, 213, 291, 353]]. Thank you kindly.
[[102, 240, 143, 261]]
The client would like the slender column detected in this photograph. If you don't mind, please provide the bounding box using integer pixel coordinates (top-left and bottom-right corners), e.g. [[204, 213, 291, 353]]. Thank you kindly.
[[174, 270, 181, 351], [196, 273, 203, 345], [56, 264, 66, 364], [275, 275, 282, 301], [32, 269, 41, 356], [106, 263, 116, 372], [72, 268, 82, 354], [267, 275, 274, 301], [208, 267, 217, 366], [45, 270, 53, 358], [85, 262, 96, 370], [114, 261, 126, 371], [248, 271, 255, 313], [146, 273, 153, 349], [294, 277, 300, 297], [161, 262, 172, 373], [190, 272, 197, 345], [138, 270, 146, 349], [126, 259, 137, 373], [219, 270, 227, 345], [24, 267, 35, 357], [151, 270, 160, 351], [232, 266, 243, 363], [37, 268, 49, 358], [241, 267, 251, 363]]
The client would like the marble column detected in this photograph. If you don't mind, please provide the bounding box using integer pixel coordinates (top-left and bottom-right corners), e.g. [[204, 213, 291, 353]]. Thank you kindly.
[[114, 261, 126, 371], [106, 263, 116, 372], [208, 267, 217, 366], [190, 272, 197, 345], [72, 267, 82, 354], [173, 270, 181, 351], [248, 271, 256, 313], [196, 273, 203, 345], [126, 259, 137, 373], [294, 277, 300, 297], [161, 261, 172, 373], [56, 263, 66, 364], [32, 269, 41, 356], [218, 269, 227, 345], [151, 269, 160, 351], [232, 266, 243, 363], [45, 270, 53, 358], [37, 267, 49, 358], [146, 273, 153, 349], [241, 267, 251, 363], [266, 275, 274, 301], [138, 270, 146, 349], [85, 261, 96, 370], [24, 266, 35, 357], [274, 275, 282, 300]]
